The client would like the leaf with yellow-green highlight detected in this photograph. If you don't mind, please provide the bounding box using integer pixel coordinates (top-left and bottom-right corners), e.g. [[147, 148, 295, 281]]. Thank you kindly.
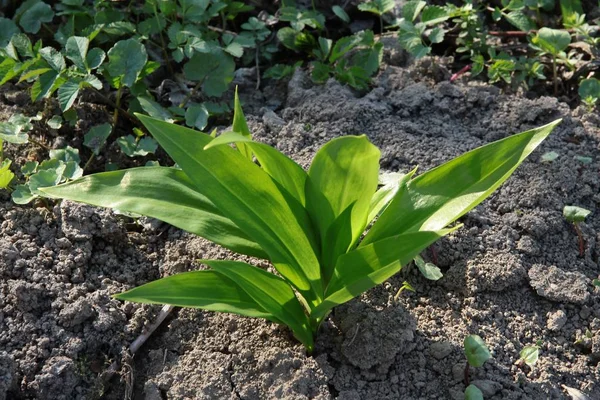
[[312, 227, 459, 321], [306, 135, 380, 276], [136, 114, 323, 307], [40, 166, 267, 258], [362, 119, 561, 246], [114, 270, 279, 321]]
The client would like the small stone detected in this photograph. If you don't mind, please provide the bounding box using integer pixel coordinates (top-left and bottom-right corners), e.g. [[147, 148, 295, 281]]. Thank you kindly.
[[471, 379, 502, 397], [430, 341, 453, 360], [580, 306, 591, 320], [528, 265, 590, 304], [452, 363, 466, 382], [547, 310, 567, 331]]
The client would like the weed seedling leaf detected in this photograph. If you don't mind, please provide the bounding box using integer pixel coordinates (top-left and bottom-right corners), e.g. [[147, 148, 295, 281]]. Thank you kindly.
[[519, 344, 540, 368], [414, 254, 443, 280], [464, 384, 484, 400], [464, 335, 491, 367], [563, 206, 591, 223], [84, 124, 112, 156]]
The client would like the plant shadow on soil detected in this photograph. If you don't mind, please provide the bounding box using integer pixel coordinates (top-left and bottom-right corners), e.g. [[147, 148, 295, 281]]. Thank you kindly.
[[2, 41, 600, 399]]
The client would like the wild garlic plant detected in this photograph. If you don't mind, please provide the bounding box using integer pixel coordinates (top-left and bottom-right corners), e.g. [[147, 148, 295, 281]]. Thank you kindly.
[[42, 93, 560, 351]]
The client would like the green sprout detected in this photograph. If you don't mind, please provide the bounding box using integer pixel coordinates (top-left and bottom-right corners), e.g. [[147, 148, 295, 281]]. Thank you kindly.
[[517, 340, 542, 370], [530, 28, 572, 96], [563, 205, 592, 257], [41, 91, 560, 352], [578, 78, 600, 111], [465, 384, 484, 400], [464, 334, 491, 386]]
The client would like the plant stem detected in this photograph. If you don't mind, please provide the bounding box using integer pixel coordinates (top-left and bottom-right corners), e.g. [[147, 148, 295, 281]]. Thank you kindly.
[[113, 85, 123, 126], [552, 55, 558, 96], [90, 88, 140, 127], [82, 153, 95, 172], [573, 223, 585, 257], [153, 4, 174, 76], [178, 78, 204, 109], [464, 363, 470, 385], [28, 138, 50, 151], [380, 15, 384, 34], [255, 48, 261, 90]]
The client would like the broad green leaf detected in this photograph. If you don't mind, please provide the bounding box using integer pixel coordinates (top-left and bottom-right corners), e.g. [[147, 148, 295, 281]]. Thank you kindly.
[[82, 123, 111, 156], [117, 135, 157, 157], [332, 6, 350, 23], [363, 119, 561, 245], [136, 115, 323, 306], [421, 5, 450, 25], [311, 228, 457, 321], [563, 205, 591, 222], [578, 78, 600, 101], [12, 184, 35, 204], [65, 36, 89, 71], [0, 18, 20, 48], [86, 48, 106, 70], [504, 10, 536, 31], [107, 38, 148, 88], [39, 47, 65, 71], [402, 0, 426, 21], [465, 385, 484, 400], [414, 254, 443, 280], [205, 131, 309, 208], [50, 145, 80, 163], [62, 161, 83, 180], [519, 345, 540, 368], [183, 50, 234, 97], [57, 79, 80, 111], [358, 0, 395, 16], [47, 115, 62, 129], [19, 1, 54, 34], [533, 27, 571, 54], [464, 335, 491, 367], [330, 31, 373, 63], [368, 169, 416, 223], [0, 160, 14, 189], [231, 88, 252, 160], [306, 135, 380, 273], [204, 260, 313, 350], [29, 169, 61, 195], [185, 103, 209, 131], [31, 70, 60, 101], [0, 59, 19, 86], [21, 161, 38, 176], [114, 270, 276, 320], [41, 167, 267, 258], [138, 97, 175, 122]]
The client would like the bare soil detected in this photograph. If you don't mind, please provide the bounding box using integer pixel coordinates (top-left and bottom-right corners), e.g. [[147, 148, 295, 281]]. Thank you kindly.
[[1, 44, 600, 400]]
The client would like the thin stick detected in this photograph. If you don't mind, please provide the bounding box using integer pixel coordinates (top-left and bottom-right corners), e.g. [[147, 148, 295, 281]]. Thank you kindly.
[[28, 138, 51, 151], [255, 48, 261, 90], [129, 305, 174, 354]]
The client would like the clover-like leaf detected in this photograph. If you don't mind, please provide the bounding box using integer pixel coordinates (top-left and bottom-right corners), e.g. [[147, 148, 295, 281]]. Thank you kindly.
[[519, 345, 540, 368], [185, 103, 209, 131], [117, 135, 158, 157], [18, 0, 54, 34], [12, 184, 36, 204], [183, 50, 235, 97], [107, 38, 148, 88], [533, 27, 571, 55]]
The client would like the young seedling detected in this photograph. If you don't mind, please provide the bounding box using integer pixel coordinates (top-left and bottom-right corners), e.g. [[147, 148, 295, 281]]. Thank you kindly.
[[393, 280, 415, 302], [464, 334, 491, 385], [578, 78, 600, 111], [41, 91, 561, 352], [563, 205, 592, 257], [517, 340, 542, 371], [358, 0, 395, 33], [465, 384, 484, 400], [530, 28, 572, 96]]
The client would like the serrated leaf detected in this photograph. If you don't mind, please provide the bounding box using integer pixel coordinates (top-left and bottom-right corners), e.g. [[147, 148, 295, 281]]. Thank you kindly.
[[428, 27, 445, 44], [86, 48, 106, 70], [65, 36, 89, 71], [39, 46, 65, 71], [505, 10, 536, 31], [402, 0, 426, 21], [19, 1, 54, 34], [421, 5, 450, 25], [57, 79, 80, 111]]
